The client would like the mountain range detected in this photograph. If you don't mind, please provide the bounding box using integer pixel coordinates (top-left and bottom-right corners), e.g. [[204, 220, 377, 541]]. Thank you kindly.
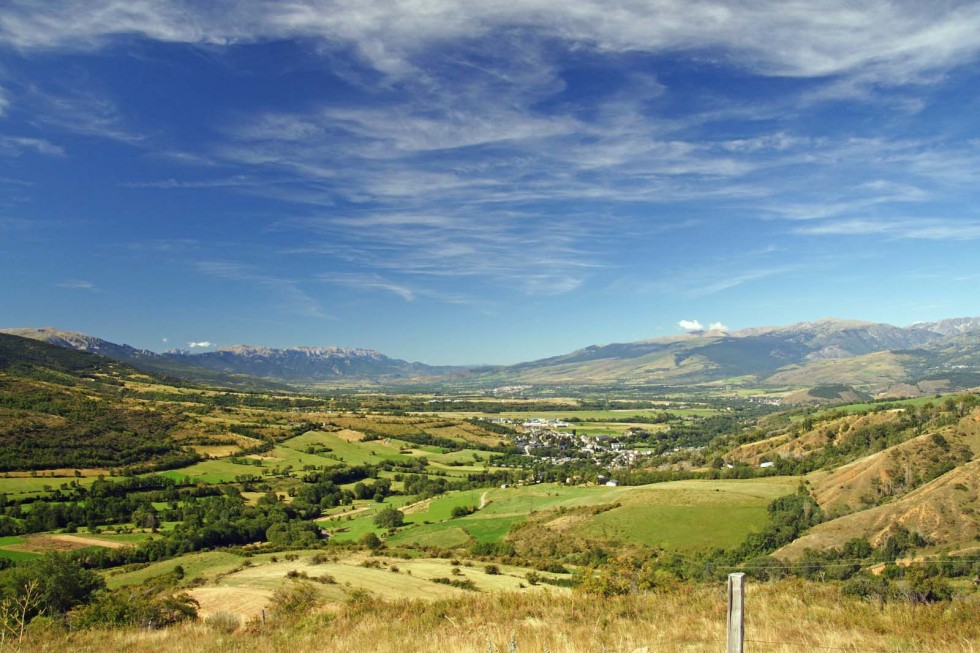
[[3, 317, 979, 394]]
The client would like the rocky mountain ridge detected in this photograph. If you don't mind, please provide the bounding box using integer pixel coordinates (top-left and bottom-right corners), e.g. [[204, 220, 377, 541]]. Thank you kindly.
[[3, 316, 979, 390]]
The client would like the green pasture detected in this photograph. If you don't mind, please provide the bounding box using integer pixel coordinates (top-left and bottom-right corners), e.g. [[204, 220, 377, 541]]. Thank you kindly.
[[161, 459, 255, 483], [280, 431, 422, 466], [104, 551, 246, 589], [806, 395, 944, 419], [355, 478, 800, 552], [0, 474, 125, 497]]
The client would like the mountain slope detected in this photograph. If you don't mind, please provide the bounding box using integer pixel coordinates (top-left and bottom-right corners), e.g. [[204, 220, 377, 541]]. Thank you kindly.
[[5, 316, 979, 390], [720, 397, 980, 557], [0, 334, 198, 471], [165, 344, 453, 383], [0, 328, 292, 390], [780, 458, 980, 556], [484, 317, 980, 390]]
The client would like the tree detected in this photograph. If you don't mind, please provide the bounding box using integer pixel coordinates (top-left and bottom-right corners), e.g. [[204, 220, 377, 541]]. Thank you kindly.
[[372, 507, 404, 529], [269, 582, 320, 621], [69, 587, 198, 629], [0, 553, 104, 621]]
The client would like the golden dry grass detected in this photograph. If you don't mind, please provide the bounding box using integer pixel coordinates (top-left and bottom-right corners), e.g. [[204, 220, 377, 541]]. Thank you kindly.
[[18, 581, 980, 652]]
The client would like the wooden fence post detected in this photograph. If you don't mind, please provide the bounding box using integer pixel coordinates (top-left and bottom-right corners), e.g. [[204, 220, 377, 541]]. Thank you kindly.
[[727, 572, 745, 653]]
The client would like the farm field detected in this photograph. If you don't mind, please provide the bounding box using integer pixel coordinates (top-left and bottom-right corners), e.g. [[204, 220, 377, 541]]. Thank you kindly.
[[332, 478, 801, 551], [0, 473, 127, 498], [104, 549, 570, 622]]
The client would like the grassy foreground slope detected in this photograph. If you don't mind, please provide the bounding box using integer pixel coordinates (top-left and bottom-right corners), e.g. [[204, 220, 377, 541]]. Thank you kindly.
[[19, 581, 980, 653]]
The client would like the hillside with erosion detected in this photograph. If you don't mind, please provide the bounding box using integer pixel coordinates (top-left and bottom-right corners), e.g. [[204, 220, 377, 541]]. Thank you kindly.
[[0, 333, 977, 651]]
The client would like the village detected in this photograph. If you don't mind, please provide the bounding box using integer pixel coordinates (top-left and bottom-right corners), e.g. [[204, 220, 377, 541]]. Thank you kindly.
[[479, 416, 658, 469]]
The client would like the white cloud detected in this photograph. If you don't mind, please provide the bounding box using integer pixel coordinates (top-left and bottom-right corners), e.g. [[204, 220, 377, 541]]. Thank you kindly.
[[120, 175, 251, 189], [161, 337, 169, 343], [5, 1, 980, 85], [708, 322, 729, 331], [677, 319, 703, 330], [0, 135, 65, 157], [795, 218, 980, 240], [195, 260, 334, 319], [56, 279, 97, 291], [187, 341, 212, 348], [28, 85, 143, 143], [320, 272, 416, 301]]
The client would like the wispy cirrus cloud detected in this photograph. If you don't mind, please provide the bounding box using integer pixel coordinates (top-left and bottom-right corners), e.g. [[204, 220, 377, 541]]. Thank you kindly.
[[795, 217, 980, 241], [5, 0, 980, 326], [5, 1, 980, 85], [287, 209, 605, 297], [0, 135, 64, 157], [120, 175, 253, 189], [26, 84, 143, 143], [56, 279, 98, 291], [195, 259, 333, 320], [318, 272, 416, 301]]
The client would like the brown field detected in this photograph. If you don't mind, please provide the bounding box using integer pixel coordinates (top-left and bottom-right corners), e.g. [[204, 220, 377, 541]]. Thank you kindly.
[[188, 587, 273, 622], [334, 428, 365, 442], [1, 533, 126, 554], [192, 445, 243, 458]]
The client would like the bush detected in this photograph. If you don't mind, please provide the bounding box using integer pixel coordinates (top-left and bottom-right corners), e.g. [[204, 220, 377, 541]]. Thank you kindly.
[[842, 574, 894, 602], [69, 588, 198, 629], [205, 611, 241, 633], [451, 505, 477, 518], [359, 532, 382, 550], [269, 581, 321, 621], [373, 508, 405, 529], [0, 554, 104, 622], [901, 568, 953, 604]]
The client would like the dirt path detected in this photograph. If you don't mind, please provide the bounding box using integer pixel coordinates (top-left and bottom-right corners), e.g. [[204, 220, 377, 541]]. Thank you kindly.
[[479, 491, 490, 509], [315, 505, 373, 522], [400, 497, 435, 515]]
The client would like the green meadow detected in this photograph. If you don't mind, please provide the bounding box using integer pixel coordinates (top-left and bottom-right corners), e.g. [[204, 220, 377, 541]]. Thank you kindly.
[[332, 478, 800, 551]]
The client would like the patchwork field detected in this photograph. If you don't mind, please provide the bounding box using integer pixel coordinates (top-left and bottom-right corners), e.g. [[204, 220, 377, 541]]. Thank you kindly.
[[328, 478, 801, 551]]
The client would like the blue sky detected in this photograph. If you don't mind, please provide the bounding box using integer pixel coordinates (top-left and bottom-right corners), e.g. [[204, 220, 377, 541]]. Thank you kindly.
[[2, 1, 980, 364]]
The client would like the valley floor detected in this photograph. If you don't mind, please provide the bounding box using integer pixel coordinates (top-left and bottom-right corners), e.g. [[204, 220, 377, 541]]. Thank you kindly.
[[17, 581, 980, 653]]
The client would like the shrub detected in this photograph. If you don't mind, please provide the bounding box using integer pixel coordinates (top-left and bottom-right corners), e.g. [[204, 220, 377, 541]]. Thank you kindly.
[[269, 582, 321, 620], [359, 532, 382, 550], [205, 611, 241, 633], [69, 588, 198, 629], [842, 574, 894, 602], [373, 508, 405, 529], [451, 505, 477, 518]]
